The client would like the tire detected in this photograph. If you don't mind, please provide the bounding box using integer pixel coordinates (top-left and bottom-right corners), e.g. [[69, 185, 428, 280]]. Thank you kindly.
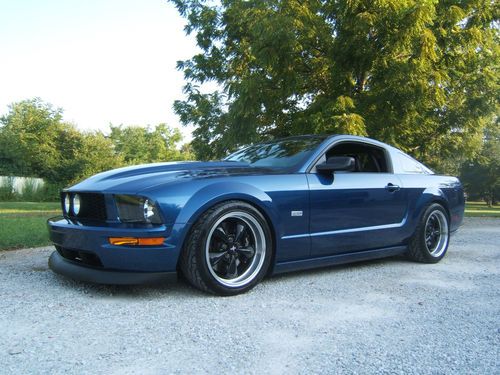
[[407, 203, 450, 263], [179, 201, 273, 295]]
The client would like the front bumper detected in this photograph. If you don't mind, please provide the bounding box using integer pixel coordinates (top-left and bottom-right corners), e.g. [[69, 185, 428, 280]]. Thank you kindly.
[[49, 251, 177, 285], [47, 216, 183, 284]]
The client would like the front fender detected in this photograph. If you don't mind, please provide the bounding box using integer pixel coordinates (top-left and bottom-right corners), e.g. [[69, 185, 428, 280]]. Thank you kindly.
[[170, 181, 280, 250]]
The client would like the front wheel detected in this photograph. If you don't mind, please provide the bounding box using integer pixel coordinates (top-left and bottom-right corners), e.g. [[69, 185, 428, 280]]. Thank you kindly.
[[180, 201, 273, 295], [407, 203, 450, 263]]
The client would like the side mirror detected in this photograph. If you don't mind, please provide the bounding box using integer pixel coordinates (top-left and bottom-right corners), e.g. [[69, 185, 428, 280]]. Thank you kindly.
[[316, 156, 356, 174]]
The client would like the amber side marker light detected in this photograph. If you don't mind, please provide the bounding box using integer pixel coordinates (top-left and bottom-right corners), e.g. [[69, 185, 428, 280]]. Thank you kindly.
[[109, 237, 165, 246]]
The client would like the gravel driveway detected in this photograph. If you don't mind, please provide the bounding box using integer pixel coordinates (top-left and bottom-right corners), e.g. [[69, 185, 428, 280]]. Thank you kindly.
[[0, 218, 498, 374]]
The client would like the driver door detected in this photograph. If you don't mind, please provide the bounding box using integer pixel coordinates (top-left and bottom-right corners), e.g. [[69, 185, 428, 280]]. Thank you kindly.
[[307, 142, 409, 256]]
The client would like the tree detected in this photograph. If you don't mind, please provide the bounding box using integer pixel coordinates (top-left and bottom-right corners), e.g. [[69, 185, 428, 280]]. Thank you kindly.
[[0, 98, 64, 178], [0, 98, 122, 186], [0, 99, 193, 190], [460, 125, 500, 205], [170, 0, 499, 171], [54, 131, 124, 185], [109, 124, 185, 164], [180, 142, 196, 161]]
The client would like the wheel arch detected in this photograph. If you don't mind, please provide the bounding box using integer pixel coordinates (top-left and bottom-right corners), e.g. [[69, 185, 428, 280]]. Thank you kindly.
[[173, 183, 279, 271], [407, 189, 452, 263], [413, 187, 451, 223]]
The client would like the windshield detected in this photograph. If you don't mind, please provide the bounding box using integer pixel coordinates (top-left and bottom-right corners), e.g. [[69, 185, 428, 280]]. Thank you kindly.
[[225, 136, 327, 169]]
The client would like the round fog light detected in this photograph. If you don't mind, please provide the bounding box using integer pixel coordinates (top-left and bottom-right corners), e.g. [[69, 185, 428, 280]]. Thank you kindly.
[[73, 194, 81, 215]]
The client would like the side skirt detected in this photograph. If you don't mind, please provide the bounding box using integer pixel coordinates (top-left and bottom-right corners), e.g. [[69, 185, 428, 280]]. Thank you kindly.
[[272, 246, 407, 274]]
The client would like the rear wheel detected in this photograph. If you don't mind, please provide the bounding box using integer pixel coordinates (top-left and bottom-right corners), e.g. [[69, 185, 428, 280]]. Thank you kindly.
[[407, 203, 450, 263], [180, 201, 272, 295]]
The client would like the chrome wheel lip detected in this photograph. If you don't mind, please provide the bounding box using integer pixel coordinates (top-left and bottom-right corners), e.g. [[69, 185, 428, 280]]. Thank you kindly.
[[205, 211, 266, 288], [425, 210, 449, 257]]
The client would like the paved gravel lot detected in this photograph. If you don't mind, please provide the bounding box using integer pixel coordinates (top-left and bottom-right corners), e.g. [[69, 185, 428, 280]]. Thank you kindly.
[[0, 218, 499, 374]]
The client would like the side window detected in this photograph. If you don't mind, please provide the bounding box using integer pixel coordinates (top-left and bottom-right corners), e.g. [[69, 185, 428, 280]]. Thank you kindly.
[[398, 153, 433, 174], [322, 142, 390, 173]]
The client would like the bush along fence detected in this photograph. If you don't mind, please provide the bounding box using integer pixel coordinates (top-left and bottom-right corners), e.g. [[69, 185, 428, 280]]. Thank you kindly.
[[0, 176, 60, 201]]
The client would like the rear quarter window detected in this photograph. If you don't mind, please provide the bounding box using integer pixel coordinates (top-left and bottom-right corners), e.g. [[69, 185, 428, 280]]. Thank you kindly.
[[398, 153, 433, 174]]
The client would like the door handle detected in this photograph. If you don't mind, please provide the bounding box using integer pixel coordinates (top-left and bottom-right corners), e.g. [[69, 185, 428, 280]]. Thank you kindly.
[[385, 183, 400, 192]]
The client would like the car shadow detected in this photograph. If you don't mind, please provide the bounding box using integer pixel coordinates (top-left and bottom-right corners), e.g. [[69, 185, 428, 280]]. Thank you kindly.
[[47, 271, 207, 299], [44, 254, 409, 299], [265, 254, 408, 283]]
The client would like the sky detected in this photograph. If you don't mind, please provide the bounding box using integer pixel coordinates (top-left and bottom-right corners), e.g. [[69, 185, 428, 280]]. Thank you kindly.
[[0, 0, 198, 140]]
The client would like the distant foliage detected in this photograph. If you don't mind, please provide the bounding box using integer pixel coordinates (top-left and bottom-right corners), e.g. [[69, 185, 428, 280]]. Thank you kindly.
[[0, 176, 59, 201], [0, 176, 15, 201], [170, 0, 499, 173], [0, 98, 63, 179], [0, 99, 121, 186], [109, 124, 190, 165], [17, 178, 40, 201], [0, 98, 193, 191], [460, 126, 500, 205]]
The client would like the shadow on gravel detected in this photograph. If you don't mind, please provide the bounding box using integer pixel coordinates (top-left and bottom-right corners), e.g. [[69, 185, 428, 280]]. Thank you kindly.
[[42, 255, 410, 298], [267, 255, 408, 283], [47, 272, 207, 299]]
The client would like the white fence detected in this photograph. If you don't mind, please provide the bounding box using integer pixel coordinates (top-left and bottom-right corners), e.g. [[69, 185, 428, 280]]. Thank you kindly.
[[0, 176, 45, 194]]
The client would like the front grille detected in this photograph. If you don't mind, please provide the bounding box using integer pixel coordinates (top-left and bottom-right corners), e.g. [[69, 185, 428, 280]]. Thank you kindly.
[[56, 246, 103, 267], [63, 192, 107, 221]]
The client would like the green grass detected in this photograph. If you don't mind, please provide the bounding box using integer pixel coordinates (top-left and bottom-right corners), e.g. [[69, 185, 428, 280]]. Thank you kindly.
[[0, 201, 60, 250], [0, 201, 60, 211], [465, 201, 500, 217]]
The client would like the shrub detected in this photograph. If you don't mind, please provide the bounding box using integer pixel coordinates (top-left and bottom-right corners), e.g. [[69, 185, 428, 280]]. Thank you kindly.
[[37, 182, 63, 202], [20, 177, 41, 201], [0, 176, 17, 201]]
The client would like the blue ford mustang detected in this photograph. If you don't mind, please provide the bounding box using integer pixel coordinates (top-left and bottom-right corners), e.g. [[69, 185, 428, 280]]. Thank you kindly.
[[48, 135, 465, 295]]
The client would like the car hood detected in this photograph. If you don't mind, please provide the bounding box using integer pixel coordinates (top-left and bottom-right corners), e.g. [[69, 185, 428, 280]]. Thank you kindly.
[[67, 161, 262, 194]]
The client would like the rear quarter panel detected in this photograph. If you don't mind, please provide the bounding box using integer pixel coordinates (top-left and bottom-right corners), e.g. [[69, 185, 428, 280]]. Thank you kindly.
[[397, 174, 465, 234]]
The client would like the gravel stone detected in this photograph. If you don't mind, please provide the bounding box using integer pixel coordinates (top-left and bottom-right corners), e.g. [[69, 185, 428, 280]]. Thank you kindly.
[[0, 217, 498, 374]]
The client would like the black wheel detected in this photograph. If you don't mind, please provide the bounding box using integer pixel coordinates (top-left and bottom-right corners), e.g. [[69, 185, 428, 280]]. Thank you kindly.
[[407, 203, 450, 263], [179, 201, 273, 295]]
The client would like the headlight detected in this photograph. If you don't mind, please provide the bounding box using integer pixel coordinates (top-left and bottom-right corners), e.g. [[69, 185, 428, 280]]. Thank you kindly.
[[64, 194, 70, 214], [143, 199, 156, 221], [73, 194, 81, 215], [115, 195, 162, 224]]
